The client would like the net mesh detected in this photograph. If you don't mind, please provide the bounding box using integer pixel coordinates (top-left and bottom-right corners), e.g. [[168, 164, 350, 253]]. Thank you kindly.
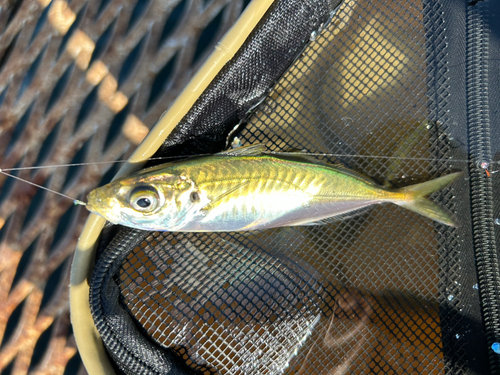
[[92, 0, 490, 374], [0, 0, 245, 373]]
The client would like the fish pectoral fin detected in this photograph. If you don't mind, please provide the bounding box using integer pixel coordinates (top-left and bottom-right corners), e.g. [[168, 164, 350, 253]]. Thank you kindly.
[[217, 144, 266, 156], [200, 181, 251, 212]]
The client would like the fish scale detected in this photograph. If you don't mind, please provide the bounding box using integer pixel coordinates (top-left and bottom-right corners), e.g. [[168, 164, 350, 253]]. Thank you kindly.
[[85, 145, 462, 231]]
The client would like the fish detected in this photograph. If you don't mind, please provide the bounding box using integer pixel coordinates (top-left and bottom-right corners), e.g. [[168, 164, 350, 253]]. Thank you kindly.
[[85, 144, 462, 231]]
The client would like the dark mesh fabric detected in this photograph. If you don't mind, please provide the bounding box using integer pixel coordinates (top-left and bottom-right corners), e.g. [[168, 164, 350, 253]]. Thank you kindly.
[[90, 0, 500, 374], [91, 227, 209, 375], [90, 0, 341, 374], [154, 0, 343, 157]]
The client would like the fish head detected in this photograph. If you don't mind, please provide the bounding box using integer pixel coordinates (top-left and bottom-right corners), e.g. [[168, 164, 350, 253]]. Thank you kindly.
[[86, 172, 204, 231]]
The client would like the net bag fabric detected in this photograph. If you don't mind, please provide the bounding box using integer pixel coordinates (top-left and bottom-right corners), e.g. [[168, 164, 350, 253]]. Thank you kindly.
[[90, 0, 342, 374], [87, 0, 500, 373]]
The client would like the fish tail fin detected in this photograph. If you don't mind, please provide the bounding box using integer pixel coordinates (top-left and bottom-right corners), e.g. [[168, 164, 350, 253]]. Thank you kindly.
[[394, 172, 462, 227]]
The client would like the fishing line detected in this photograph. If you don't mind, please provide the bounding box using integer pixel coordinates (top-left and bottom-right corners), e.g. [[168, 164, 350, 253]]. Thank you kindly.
[[1, 153, 497, 172], [0, 155, 193, 172], [0, 160, 129, 172], [0, 169, 87, 206], [266, 152, 486, 164], [0, 150, 496, 205]]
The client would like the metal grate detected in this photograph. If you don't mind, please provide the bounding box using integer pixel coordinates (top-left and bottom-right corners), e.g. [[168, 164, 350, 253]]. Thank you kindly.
[[0, 0, 245, 373]]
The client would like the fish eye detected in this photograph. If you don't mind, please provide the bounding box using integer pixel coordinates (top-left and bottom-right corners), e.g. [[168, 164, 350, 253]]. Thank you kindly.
[[129, 186, 159, 212]]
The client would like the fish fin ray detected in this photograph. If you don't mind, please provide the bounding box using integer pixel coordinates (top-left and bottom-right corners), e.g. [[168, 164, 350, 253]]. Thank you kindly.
[[394, 172, 462, 227], [269, 152, 330, 166], [225, 146, 379, 187], [270, 152, 379, 186], [217, 144, 266, 156], [290, 207, 374, 226], [396, 172, 462, 196], [323, 163, 379, 186], [200, 181, 250, 211], [397, 198, 458, 227]]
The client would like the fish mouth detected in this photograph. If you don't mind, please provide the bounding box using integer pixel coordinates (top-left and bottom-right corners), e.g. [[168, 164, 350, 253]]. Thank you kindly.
[[85, 185, 125, 225], [86, 190, 100, 209], [85, 202, 99, 214], [86, 188, 110, 215]]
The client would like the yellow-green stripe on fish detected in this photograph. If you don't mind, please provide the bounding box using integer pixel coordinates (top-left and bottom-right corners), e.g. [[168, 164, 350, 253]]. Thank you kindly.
[[86, 144, 462, 231]]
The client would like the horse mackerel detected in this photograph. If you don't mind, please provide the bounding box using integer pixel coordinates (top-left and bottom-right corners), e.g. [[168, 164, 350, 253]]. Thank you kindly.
[[86, 145, 461, 231]]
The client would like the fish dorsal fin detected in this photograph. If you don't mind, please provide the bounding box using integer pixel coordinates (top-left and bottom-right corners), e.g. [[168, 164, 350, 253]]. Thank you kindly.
[[136, 163, 175, 176], [270, 151, 332, 167], [270, 151, 378, 186], [133, 145, 266, 176], [220, 144, 378, 186], [324, 163, 379, 186], [217, 144, 266, 156]]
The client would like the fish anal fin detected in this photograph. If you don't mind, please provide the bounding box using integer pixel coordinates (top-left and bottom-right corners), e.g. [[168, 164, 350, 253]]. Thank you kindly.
[[290, 207, 374, 226]]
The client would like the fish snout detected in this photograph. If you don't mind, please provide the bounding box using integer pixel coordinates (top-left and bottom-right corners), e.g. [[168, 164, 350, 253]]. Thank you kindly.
[[86, 187, 109, 213]]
